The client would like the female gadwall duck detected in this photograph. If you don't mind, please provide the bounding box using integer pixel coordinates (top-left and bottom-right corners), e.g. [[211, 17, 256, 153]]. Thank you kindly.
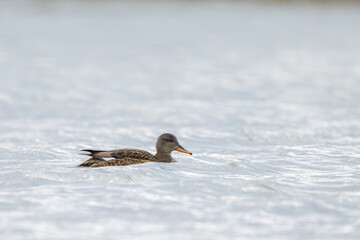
[[77, 133, 192, 167]]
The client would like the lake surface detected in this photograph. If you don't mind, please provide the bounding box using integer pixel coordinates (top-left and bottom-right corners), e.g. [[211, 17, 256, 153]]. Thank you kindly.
[[0, 1, 360, 239]]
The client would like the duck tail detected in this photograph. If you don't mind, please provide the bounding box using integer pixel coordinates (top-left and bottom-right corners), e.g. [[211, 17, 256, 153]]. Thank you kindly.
[[80, 149, 112, 159], [80, 149, 104, 155]]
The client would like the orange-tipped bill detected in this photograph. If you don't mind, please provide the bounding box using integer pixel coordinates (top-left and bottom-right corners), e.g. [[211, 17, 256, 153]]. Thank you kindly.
[[175, 145, 192, 155]]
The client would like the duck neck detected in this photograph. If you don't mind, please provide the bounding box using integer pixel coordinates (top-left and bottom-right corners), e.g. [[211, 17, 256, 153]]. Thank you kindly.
[[154, 152, 174, 162]]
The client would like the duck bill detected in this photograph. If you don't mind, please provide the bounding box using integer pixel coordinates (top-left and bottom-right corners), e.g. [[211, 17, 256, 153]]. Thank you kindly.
[[175, 145, 192, 155]]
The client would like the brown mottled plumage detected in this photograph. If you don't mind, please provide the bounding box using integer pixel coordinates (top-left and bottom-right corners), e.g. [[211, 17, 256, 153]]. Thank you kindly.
[[77, 158, 106, 167], [77, 133, 192, 168], [110, 149, 154, 160], [91, 158, 151, 167]]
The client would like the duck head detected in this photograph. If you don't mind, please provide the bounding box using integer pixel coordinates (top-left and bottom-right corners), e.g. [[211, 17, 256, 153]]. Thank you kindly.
[[156, 133, 192, 155]]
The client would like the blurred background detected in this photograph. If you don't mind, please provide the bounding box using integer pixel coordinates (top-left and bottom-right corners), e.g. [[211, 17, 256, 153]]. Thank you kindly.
[[0, 0, 360, 239]]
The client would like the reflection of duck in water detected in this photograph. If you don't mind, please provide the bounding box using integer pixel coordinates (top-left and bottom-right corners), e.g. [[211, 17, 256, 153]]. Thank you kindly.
[[77, 133, 192, 168]]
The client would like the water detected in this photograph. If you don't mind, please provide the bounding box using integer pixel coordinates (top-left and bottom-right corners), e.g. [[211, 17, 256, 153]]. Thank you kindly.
[[1, 1, 360, 239]]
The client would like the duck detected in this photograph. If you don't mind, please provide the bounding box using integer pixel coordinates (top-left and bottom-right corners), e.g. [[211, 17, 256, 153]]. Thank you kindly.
[[77, 133, 192, 167]]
